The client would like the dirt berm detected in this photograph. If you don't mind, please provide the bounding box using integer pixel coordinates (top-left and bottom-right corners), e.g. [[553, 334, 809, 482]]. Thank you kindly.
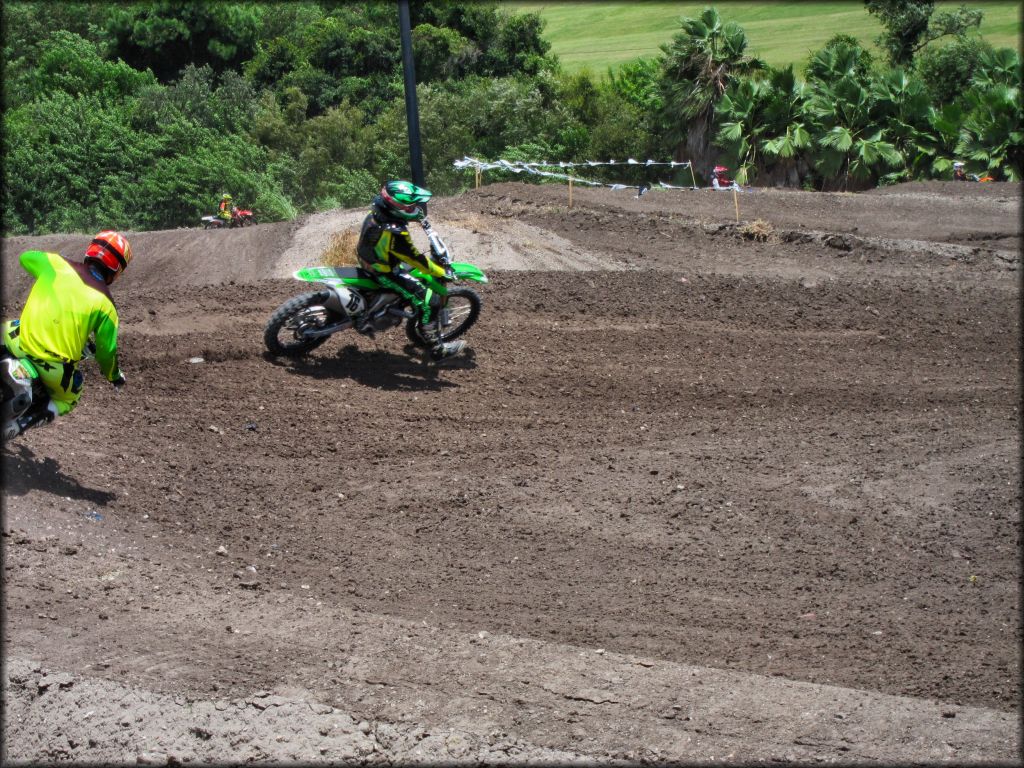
[[2, 180, 1020, 764]]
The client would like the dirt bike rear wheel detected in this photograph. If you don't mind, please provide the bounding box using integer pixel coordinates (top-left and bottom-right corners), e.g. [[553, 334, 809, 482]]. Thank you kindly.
[[264, 291, 333, 357], [405, 287, 482, 348]]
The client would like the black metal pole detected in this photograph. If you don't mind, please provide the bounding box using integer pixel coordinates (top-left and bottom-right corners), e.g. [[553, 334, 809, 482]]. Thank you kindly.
[[397, 0, 425, 187]]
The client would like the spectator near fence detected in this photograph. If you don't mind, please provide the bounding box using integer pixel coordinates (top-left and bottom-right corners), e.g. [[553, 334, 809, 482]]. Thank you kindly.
[[711, 166, 739, 191]]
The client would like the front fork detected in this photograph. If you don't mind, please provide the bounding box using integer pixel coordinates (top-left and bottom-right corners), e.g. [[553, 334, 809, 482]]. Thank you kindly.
[[420, 274, 451, 327]]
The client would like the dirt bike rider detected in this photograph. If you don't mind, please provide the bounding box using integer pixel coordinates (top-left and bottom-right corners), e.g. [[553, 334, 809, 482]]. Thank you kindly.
[[354, 180, 466, 362], [711, 165, 738, 190], [953, 162, 967, 181], [2, 231, 130, 437], [218, 193, 238, 226]]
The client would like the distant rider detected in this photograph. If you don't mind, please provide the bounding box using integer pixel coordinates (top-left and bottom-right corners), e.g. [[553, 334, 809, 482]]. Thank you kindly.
[[953, 162, 967, 182], [355, 180, 465, 363], [218, 193, 237, 226], [711, 165, 738, 190], [2, 231, 130, 436]]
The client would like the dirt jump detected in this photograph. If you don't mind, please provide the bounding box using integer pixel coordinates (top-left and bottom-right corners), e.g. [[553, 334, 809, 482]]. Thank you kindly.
[[2, 180, 1020, 764]]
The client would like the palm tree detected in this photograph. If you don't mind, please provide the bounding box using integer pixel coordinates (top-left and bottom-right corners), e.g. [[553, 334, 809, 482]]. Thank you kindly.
[[907, 102, 965, 179], [870, 67, 933, 181], [805, 75, 903, 190], [971, 47, 1021, 89], [948, 48, 1022, 181], [760, 66, 812, 186], [805, 35, 874, 85], [714, 65, 811, 186], [957, 82, 1022, 181], [799, 37, 903, 189], [714, 77, 767, 183], [659, 7, 763, 177]]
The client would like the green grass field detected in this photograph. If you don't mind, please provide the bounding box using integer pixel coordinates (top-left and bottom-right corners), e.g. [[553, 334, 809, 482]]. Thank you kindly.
[[511, 1, 1021, 74]]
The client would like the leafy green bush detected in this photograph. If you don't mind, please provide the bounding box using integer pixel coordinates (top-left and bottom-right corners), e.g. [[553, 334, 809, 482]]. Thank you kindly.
[[15, 30, 156, 106], [915, 37, 993, 106], [3, 93, 155, 233], [254, 185, 298, 222], [134, 118, 272, 229], [103, 1, 262, 82]]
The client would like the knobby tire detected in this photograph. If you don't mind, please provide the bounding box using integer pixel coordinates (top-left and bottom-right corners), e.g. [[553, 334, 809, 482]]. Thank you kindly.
[[405, 286, 482, 348], [264, 291, 333, 357]]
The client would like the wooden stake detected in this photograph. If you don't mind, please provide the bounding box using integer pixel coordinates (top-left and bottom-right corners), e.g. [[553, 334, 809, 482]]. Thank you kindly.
[[568, 177, 574, 208], [733, 187, 740, 222], [475, 168, 481, 189], [689, 163, 697, 189]]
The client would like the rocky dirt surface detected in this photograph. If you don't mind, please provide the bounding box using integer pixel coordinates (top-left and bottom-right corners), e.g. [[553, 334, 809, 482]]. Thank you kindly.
[[2, 180, 1020, 764]]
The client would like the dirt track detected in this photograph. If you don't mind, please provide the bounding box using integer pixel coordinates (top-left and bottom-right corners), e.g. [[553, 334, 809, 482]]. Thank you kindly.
[[2, 181, 1020, 763]]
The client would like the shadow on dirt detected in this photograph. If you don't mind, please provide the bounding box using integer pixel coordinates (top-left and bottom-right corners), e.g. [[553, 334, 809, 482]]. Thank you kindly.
[[264, 344, 476, 392], [1, 444, 117, 504]]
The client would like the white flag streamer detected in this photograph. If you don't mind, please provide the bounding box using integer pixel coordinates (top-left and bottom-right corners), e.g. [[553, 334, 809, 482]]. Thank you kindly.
[[458, 157, 693, 169], [453, 156, 700, 191]]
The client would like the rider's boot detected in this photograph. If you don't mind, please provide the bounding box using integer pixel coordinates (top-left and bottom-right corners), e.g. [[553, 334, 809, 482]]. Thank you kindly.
[[10, 401, 58, 438], [429, 340, 466, 363], [349, 311, 374, 336]]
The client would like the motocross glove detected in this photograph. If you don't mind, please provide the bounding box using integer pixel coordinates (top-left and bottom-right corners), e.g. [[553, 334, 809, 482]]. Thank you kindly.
[[112, 373, 127, 389]]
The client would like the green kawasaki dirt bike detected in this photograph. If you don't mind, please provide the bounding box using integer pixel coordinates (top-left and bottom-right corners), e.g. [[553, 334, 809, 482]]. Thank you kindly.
[[1, 341, 49, 442], [264, 241, 487, 358], [2, 321, 98, 442]]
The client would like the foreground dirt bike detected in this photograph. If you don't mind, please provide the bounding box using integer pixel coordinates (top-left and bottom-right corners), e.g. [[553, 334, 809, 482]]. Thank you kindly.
[[264, 259, 487, 358], [1, 325, 96, 442], [1, 350, 47, 442]]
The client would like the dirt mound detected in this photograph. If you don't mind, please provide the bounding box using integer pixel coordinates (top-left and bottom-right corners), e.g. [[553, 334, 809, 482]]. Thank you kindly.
[[2, 182, 1020, 764], [863, 179, 1020, 198], [4, 180, 1018, 297]]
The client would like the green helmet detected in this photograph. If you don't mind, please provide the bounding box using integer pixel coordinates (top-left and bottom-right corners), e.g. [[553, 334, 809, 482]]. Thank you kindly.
[[376, 180, 432, 221]]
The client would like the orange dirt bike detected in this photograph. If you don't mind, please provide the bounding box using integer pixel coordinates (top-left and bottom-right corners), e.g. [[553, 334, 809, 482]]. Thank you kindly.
[[201, 209, 256, 229], [264, 237, 487, 358]]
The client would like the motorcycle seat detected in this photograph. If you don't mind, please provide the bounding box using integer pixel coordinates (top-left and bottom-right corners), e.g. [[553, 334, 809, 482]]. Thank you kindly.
[[313, 266, 377, 280]]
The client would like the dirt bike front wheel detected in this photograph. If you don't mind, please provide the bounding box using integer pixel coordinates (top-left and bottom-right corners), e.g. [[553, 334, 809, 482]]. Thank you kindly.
[[264, 291, 333, 357], [406, 286, 482, 348]]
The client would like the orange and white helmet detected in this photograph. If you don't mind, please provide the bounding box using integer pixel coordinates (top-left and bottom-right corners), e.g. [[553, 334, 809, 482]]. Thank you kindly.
[[84, 230, 132, 283]]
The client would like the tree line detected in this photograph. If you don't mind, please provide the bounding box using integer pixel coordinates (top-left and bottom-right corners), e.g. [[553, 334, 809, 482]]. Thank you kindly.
[[2, 0, 1019, 235]]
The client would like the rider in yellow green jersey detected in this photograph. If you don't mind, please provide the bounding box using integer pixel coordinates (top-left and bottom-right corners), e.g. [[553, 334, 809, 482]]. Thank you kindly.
[[355, 180, 465, 362], [2, 231, 131, 434], [218, 193, 237, 226]]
